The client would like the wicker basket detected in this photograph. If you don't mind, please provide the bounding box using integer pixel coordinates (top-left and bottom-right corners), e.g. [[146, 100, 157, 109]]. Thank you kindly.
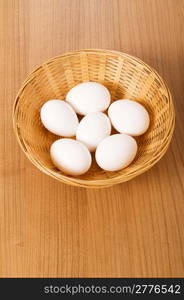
[[13, 49, 175, 188]]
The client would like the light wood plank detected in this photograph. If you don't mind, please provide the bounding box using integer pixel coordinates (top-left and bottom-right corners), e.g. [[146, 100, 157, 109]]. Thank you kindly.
[[0, 0, 184, 277]]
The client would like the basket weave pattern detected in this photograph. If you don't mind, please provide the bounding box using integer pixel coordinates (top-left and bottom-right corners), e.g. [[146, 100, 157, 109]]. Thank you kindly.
[[13, 49, 175, 188]]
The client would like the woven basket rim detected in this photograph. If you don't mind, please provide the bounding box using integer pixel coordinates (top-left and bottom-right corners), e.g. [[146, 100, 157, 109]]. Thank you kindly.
[[13, 49, 175, 188]]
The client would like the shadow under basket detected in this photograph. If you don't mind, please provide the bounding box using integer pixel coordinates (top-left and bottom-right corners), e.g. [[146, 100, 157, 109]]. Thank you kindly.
[[13, 49, 175, 188]]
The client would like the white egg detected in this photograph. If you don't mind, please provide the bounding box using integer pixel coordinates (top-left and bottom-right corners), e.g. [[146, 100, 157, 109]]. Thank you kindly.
[[95, 134, 137, 171], [50, 139, 92, 175], [66, 82, 111, 115], [108, 99, 150, 136], [76, 112, 111, 152], [40, 99, 79, 137]]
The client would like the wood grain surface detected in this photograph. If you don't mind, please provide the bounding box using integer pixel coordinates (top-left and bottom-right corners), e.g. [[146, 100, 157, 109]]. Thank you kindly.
[[0, 0, 184, 278]]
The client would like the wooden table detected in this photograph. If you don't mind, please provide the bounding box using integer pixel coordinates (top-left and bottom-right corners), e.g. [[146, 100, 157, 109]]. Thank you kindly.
[[0, 0, 184, 278]]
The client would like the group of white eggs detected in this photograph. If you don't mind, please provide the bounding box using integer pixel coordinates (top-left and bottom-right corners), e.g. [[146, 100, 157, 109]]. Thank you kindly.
[[40, 82, 150, 176]]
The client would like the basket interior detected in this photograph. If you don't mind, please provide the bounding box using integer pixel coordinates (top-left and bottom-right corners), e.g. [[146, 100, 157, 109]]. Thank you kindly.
[[14, 50, 173, 184]]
